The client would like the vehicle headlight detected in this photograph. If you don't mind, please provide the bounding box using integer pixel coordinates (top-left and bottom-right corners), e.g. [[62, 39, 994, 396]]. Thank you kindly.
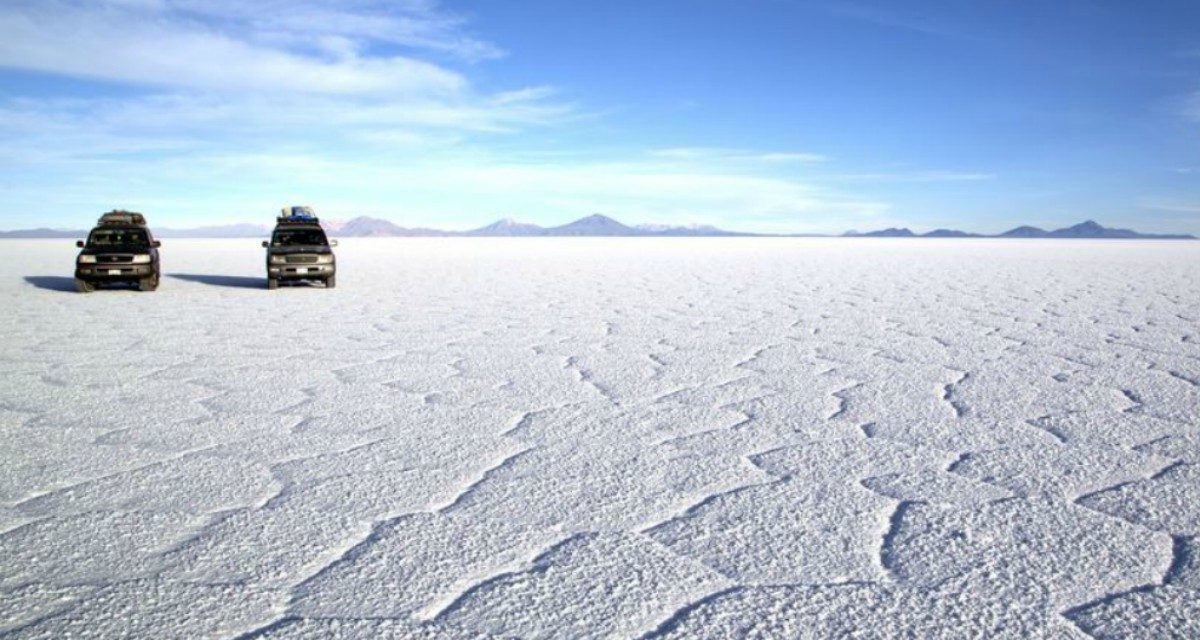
[[270, 256, 287, 264], [78, 255, 96, 264], [130, 254, 151, 264], [317, 254, 334, 264]]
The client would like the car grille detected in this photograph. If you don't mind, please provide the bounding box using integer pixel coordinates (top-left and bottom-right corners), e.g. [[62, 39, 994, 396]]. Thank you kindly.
[[286, 255, 319, 264], [98, 255, 134, 263]]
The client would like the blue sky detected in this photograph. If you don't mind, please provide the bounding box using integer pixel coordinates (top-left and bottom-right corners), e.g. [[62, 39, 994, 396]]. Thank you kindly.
[[1, 0, 1198, 233]]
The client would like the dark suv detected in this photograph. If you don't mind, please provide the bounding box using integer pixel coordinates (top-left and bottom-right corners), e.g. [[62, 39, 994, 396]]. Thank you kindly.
[[263, 206, 337, 289], [74, 211, 162, 293]]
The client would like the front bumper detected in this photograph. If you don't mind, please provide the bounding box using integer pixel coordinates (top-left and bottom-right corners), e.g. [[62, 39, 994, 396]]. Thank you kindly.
[[76, 264, 155, 280], [268, 263, 335, 279]]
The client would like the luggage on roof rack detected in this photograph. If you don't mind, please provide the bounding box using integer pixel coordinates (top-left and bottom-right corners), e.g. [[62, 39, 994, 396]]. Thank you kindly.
[[277, 205, 319, 224], [98, 210, 147, 227]]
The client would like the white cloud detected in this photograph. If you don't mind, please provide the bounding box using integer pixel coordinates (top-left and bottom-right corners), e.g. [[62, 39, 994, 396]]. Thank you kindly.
[[0, 1, 468, 95], [0, 0, 570, 158]]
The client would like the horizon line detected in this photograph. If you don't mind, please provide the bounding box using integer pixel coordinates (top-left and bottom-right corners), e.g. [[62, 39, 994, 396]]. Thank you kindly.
[[0, 213, 1194, 239]]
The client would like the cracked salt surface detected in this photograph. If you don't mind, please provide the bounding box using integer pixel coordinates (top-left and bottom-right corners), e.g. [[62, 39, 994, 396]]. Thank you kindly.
[[3, 237, 1199, 638]]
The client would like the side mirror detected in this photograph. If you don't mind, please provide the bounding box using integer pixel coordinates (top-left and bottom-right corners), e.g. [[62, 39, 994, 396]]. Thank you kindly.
[[152, 240, 162, 248], [262, 240, 270, 248], [76, 240, 84, 248], [330, 239, 338, 247]]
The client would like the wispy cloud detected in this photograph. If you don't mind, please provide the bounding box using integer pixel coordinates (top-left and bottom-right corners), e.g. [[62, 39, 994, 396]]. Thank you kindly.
[[1144, 201, 1200, 215], [817, 2, 983, 43], [649, 147, 827, 163], [0, 88, 572, 167], [0, 145, 891, 230], [1185, 90, 1200, 120], [169, 0, 506, 62], [0, 1, 478, 95], [827, 170, 995, 183], [0, 1, 571, 159]]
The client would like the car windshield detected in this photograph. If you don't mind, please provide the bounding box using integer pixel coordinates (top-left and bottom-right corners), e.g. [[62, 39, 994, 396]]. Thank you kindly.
[[273, 228, 328, 246], [88, 228, 149, 247]]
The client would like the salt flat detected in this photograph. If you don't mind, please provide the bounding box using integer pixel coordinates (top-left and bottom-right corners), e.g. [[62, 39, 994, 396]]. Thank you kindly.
[[2, 237, 1198, 639]]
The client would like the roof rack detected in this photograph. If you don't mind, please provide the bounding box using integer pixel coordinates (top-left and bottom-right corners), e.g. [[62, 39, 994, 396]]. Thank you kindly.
[[98, 210, 147, 227], [277, 206, 319, 224]]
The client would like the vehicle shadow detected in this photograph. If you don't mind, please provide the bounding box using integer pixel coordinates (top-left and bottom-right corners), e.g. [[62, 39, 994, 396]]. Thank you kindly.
[[169, 273, 264, 289], [24, 276, 77, 292]]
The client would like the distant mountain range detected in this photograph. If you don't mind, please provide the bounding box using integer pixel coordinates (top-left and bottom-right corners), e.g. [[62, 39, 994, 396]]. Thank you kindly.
[[843, 220, 1194, 240], [0, 215, 1192, 239], [0, 214, 750, 239], [319, 214, 750, 237], [995, 220, 1193, 239]]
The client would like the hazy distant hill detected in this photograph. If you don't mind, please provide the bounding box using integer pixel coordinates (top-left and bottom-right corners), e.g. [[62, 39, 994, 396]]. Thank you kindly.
[[544, 214, 639, 236], [845, 227, 916, 238], [157, 224, 267, 238], [0, 224, 271, 239], [999, 220, 1195, 239], [848, 220, 1194, 240], [0, 228, 84, 238], [459, 214, 748, 237], [463, 218, 547, 236], [636, 223, 747, 236], [923, 229, 981, 238], [998, 225, 1048, 238], [336, 217, 450, 237], [1042, 220, 1191, 239]]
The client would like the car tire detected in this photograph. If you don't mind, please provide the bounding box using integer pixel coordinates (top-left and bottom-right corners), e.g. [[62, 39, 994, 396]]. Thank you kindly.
[[267, 278, 279, 290], [138, 275, 159, 292], [325, 275, 336, 288], [75, 278, 95, 293]]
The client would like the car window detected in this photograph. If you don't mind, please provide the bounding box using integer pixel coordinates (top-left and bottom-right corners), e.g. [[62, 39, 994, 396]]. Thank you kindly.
[[273, 228, 328, 246], [88, 228, 148, 247]]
